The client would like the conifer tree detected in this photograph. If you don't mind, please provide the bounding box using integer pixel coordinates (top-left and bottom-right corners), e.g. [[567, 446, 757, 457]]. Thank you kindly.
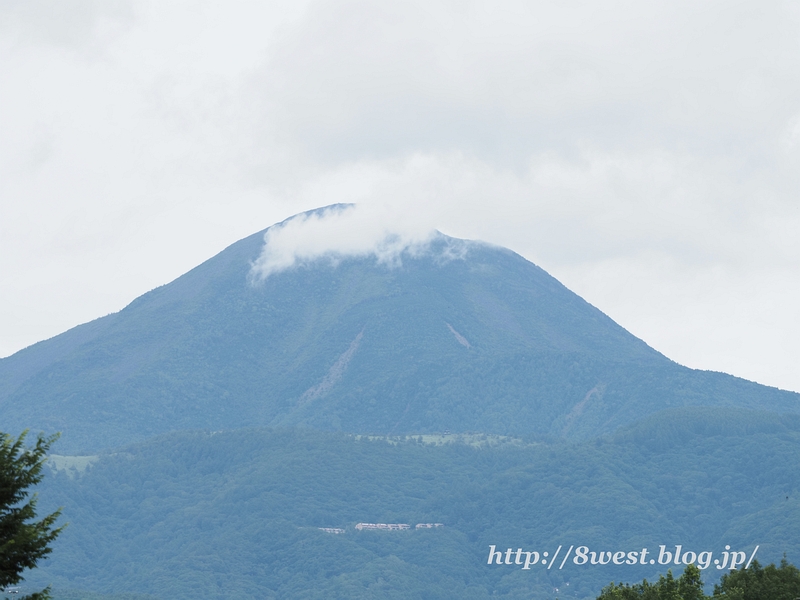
[[597, 564, 709, 599], [0, 431, 64, 600]]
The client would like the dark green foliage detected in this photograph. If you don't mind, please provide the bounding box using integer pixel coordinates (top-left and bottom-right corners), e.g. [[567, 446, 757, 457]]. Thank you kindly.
[[26, 409, 800, 599], [1, 213, 797, 453], [713, 559, 800, 600], [598, 565, 709, 599], [596, 560, 800, 600], [1, 431, 64, 600]]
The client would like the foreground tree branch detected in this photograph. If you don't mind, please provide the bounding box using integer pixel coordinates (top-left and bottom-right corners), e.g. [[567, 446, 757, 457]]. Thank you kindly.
[[0, 431, 64, 600]]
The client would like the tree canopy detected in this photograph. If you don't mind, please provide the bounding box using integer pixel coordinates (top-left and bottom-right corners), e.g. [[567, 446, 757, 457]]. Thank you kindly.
[[1, 431, 64, 600], [597, 564, 708, 600], [596, 560, 800, 600], [713, 559, 800, 600]]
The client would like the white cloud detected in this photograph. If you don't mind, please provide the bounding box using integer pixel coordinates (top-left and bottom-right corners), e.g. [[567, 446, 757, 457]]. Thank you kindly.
[[249, 203, 439, 279], [244, 0, 800, 165], [0, 0, 133, 51]]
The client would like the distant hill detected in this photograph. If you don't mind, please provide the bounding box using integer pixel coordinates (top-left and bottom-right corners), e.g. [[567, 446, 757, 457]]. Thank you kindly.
[[30, 410, 800, 599], [1, 207, 797, 452]]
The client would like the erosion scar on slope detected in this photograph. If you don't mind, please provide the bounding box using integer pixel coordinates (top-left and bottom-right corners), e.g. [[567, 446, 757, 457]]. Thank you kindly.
[[561, 383, 605, 435], [298, 329, 364, 405], [446, 323, 471, 349]]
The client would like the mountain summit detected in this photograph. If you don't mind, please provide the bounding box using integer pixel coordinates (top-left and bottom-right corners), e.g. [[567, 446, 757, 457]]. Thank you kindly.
[[1, 208, 797, 451]]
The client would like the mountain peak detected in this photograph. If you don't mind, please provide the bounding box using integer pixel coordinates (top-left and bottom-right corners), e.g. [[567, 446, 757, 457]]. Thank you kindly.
[[1, 209, 797, 452]]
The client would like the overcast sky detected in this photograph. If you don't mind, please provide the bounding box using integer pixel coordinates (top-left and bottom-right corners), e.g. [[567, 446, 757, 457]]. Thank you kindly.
[[2, 0, 799, 392]]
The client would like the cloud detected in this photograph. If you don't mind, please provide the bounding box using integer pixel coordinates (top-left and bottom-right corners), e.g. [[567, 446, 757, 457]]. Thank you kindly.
[[281, 146, 799, 272], [249, 203, 441, 280], [0, 0, 133, 51], [2, 0, 800, 392], [246, 0, 800, 166]]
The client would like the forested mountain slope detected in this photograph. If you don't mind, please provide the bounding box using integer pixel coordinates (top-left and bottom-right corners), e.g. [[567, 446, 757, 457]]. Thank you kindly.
[[1, 208, 797, 452], [29, 410, 800, 600]]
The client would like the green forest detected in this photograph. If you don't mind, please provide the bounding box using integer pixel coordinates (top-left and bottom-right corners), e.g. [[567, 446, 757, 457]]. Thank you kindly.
[[597, 560, 800, 600], [3, 231, 797, 456], [15, 406, 800, 599]]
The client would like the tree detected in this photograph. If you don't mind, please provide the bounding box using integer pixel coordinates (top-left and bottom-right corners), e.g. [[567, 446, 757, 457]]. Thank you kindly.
[[597, 560, 800, 600], [713, 558, 800, 600], [0, 431, 64, 600], [597, 565, 710, 600]]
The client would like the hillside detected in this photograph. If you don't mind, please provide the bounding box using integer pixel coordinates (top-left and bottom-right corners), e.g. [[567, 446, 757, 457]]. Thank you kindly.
[[27, 410, 800, 599], [1, 208, 797, 452]]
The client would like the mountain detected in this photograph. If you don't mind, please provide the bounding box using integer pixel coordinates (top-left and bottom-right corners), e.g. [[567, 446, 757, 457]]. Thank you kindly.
[[5, 207, 800, 599], [1, 207, 797, 452], [29, 410, 800, 600]]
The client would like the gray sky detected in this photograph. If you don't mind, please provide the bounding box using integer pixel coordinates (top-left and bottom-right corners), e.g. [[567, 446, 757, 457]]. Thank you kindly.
[[2, 0, 800, 392]]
